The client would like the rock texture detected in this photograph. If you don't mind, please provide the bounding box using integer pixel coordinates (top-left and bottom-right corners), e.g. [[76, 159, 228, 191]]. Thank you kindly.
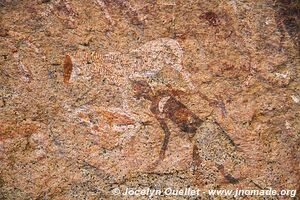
[[0, 0, 299, 199]]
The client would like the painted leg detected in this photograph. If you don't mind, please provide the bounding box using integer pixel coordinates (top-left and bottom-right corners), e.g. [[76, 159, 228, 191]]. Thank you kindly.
[[148, 118, 171, 170]]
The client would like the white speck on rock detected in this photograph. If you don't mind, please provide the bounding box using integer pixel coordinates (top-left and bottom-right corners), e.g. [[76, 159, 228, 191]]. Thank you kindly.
[[159, 96, 171, 113], [0, 141, 4, 152], [291, 95, 299, 103], [265, 17, 273, 25], [285, 121, 292, 130], [35, 148, 46, 158], [275, 72, 289, 79]]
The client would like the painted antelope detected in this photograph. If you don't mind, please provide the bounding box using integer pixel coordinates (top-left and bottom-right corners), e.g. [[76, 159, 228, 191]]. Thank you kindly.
[[130, 80, 202, 168]]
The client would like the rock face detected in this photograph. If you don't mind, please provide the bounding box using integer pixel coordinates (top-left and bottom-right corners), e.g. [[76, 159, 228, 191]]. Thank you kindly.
[[0, 0, 299, 199]]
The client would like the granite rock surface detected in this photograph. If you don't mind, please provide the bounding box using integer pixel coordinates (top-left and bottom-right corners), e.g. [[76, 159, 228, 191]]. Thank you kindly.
[[0, 0, 299, 199]]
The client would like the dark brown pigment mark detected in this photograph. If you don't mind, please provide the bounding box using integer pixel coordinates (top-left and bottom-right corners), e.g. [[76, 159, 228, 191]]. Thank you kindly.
[[217, 164, 240, 184], [130, 80, 203, 168], [192, 144, 203, 187], [56, 0, 77, 17], [274, 0, 299, 47], [103, 0, 144, 26], [63, 54, 73, 84], [200, 11, 220, 26]]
